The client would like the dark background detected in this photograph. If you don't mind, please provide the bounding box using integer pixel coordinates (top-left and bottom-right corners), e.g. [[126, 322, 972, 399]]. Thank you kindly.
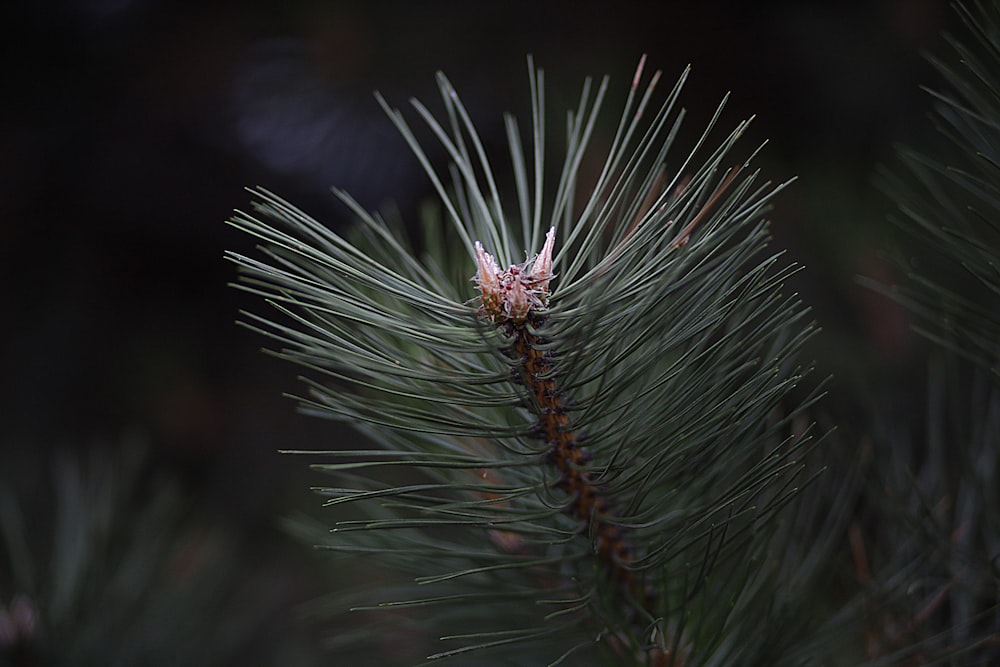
[[0, 0, 955, 660]]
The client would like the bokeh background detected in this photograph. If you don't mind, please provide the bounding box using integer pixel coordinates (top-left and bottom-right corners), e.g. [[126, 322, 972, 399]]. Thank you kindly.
[[0, 0, 958, 662]]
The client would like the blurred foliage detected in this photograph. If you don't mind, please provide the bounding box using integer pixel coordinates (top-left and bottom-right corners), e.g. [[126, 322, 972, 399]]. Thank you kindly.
[[850, 1, 1000, 663], [857, 360, 1000, 665], [879, 2, 1000, 376], [0, 437, 323, 667]]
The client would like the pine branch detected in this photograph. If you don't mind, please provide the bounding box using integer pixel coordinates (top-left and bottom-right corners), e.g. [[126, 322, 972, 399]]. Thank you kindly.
[[0, 439, 307, 666], [854, 4, 1000, 662], [229, 56, 819, 665], [878, 0, 1000, 376], [844, 359, 1000, 666]]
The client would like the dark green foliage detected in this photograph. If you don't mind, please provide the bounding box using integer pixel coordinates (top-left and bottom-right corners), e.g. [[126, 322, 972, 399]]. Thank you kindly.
[[879, 1, 1000, 376], [857, 2, 1000, 663], [858, 362, 999, 665], [0, 440, 312, 667], [229, 58, 821, 665], [227, 4, 1000, 665]]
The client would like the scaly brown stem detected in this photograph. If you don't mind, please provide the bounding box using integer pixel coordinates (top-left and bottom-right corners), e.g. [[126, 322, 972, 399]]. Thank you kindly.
[[513, 317, 656, 624]]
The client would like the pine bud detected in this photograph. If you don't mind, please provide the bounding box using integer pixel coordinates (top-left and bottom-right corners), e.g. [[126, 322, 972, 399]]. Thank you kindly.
[[473, 227, 556, 324]]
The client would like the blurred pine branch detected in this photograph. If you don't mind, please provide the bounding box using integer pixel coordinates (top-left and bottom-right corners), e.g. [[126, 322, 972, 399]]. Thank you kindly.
[[854, 1, 1000, 664], [878, 0, 1000, 376], [0, 438, 317, 667]]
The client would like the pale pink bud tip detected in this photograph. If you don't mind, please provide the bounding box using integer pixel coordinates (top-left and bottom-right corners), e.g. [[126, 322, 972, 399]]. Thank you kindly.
[[474, 241, 500, 290], [532, 226, 556, 291]]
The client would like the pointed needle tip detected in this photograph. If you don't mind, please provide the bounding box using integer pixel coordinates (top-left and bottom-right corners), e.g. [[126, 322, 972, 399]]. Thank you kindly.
[[632, 54, 648, 90]]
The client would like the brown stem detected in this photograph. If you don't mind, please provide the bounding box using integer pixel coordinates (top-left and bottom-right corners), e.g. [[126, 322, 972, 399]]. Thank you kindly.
[[512, 318, 656, 627]]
